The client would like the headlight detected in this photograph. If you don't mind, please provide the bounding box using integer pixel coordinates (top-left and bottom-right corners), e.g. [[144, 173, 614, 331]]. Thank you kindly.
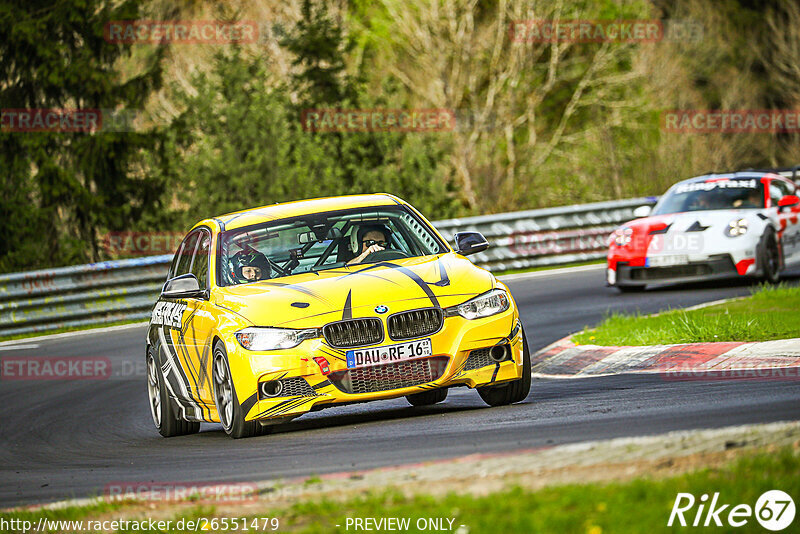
[[610, 227, 633, 247], [725, 218, 748, 237], [234, 327, 319, 351], [445, 289, 510, 320]]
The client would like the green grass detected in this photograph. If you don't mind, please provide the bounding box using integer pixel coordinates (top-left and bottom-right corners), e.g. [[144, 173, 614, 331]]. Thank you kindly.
[[304, 475, 323, 486], [282, 448, 800, 533], [3, 446, 797, 533], [574, 284, 800, 346]]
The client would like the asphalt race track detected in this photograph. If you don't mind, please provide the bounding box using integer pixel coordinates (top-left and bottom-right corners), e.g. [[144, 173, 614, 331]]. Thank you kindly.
[[2, 265, 799, 507]]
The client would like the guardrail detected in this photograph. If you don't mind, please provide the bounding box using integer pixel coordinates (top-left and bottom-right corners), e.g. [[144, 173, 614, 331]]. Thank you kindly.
[[0, 196, 657, 337]]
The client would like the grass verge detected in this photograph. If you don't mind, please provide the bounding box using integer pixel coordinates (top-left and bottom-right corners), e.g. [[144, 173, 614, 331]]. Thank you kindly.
[[573, 283, 800, 346], [285, 447, 800, 533], [2, 445, 797, 533]]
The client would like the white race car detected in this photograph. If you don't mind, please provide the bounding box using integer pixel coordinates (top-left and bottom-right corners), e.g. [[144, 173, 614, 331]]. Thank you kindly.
[[607, 170, 800, 291]]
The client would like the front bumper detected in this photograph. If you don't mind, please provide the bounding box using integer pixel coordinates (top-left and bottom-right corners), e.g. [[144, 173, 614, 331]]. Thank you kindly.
[[223, 308, 523, 423], [612, 254, 741, 287]]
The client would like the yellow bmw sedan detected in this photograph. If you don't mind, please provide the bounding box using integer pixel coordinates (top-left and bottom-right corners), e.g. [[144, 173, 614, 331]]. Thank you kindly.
[[146, 194, 530, 438]]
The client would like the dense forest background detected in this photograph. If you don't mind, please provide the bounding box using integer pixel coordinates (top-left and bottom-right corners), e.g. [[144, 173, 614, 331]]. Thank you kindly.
[[2, 0, 799, 272]]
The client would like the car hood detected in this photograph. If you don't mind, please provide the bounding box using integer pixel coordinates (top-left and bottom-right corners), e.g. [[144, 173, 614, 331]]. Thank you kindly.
[[211, 253, 495, 328], [625, 209, 760, 234]]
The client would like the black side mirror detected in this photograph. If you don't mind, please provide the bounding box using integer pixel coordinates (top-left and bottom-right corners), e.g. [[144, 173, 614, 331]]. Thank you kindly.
[[454, 231, 489, 256], [162, 273, 205, 299]]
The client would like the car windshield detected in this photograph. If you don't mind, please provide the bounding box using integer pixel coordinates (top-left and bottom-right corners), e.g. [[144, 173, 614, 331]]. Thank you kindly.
[[651, 178, 764, 215], [217, 205, 448, 285]]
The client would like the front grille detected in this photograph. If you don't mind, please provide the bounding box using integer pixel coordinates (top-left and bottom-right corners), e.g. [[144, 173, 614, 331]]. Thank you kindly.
[[279, 377, 317, 397], [387, 308, 443, 340], [323, 318, 383, 348], [464, 348, 495, 371], [630, 264, 712, 281], [329, 356, 449, 394]]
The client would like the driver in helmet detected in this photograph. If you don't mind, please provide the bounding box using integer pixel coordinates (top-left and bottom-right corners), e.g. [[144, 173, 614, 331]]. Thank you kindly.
[[347, 224, 391, 265], [231, 250, 271, 283]]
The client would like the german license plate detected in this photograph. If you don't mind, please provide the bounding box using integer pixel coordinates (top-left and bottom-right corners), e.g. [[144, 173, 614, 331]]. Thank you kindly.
[[346, 338, 432, 369], [647, 255, 688, 267]]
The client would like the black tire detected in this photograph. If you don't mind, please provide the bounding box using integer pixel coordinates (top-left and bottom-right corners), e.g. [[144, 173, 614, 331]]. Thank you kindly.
[[759, 228, 781, 284], [147, 348, 200, 438], [406, 388, 448, 406], [617, 284, 646, 293], [477, 328, 532, 407], [212, 341, 271, 439]]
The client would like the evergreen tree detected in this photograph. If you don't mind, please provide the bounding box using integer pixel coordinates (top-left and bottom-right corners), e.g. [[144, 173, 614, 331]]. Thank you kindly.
[[281, 0, 357, 107], [0, 0, 168, 272]]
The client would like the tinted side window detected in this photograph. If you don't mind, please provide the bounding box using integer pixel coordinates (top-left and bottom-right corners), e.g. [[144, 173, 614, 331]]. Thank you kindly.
[[175, 231, 199, 277], [775, 179, 794, 196], [168, 242, 184, 280], [190, 230, 211, 288], [768, 182, 782, 205]]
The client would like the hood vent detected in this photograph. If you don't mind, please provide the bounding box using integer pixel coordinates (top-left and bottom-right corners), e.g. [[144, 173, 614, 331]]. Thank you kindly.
[[686, 221, 709, 232], [648, 224, 671, 235]]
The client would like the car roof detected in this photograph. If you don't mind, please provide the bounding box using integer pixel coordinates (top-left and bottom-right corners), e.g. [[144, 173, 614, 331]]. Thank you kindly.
[[673, 171, 784, 187], [195, 194, 404, 232]]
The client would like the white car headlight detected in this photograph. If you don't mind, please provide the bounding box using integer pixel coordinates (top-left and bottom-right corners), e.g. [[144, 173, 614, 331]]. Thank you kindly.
[[235, 327, 319, 351], [445, 289, 510, 320], [611, 227, 633, 247], [725, 218, 749, 237]]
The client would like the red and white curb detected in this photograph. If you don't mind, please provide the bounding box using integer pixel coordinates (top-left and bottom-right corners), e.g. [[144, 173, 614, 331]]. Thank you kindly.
[[532, 337, 800, 380]]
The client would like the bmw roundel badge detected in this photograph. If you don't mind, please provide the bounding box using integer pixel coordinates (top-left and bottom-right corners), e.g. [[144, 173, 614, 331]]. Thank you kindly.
[[375, 305, 389, 314]]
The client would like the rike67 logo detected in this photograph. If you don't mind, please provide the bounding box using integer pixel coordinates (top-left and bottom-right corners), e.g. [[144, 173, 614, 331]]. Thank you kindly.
[[669, 490, 795, 530]]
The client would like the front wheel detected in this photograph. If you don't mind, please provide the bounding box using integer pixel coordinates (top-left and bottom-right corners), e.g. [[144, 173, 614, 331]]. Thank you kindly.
[[212, 341, 271, 439], [477, 328, 532, 407], [147, 348, 200, 437], [759, 229, 781, 284]]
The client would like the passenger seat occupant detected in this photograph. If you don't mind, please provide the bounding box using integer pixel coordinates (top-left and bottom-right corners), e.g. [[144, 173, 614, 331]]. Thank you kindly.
[[231, 251, 271, 283]]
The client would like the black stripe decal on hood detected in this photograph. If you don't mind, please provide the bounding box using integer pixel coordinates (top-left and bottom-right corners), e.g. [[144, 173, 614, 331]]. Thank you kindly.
[[342, 290, 352, 320], [342, 262, 440, 307], [430, 259, 450, 287]]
